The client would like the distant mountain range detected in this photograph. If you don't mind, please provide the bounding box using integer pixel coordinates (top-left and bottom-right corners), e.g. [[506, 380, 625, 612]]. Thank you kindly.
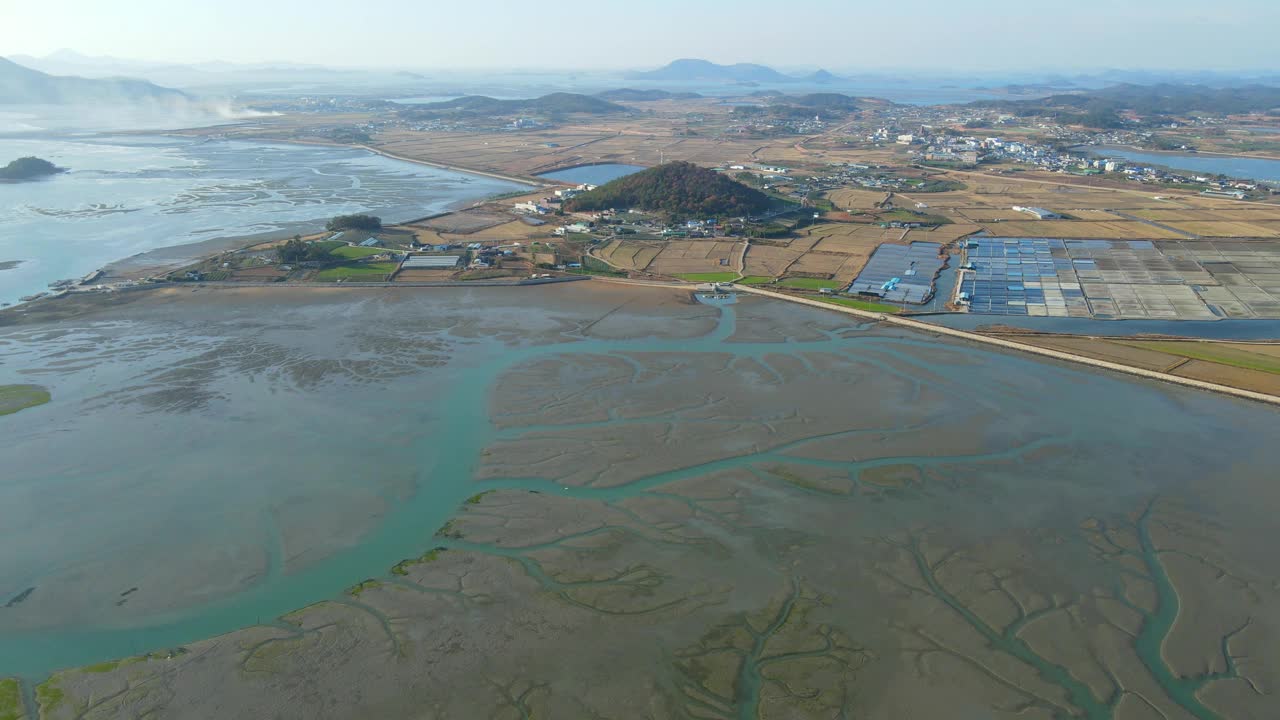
[[0, 57, 187, 104], [398, 93, 626, 116], [595, 88, 703, 101], [626, 59, 840, 85]]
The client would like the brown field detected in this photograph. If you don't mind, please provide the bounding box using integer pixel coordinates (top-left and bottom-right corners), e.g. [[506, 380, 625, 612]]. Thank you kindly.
[[742, 243, 804, 277], [646, 240, 739, 275], [419, 211, 512, 234], [1067, 209, 1129, 221], [598, 240, 664, 272], [904, 224, 983, 243], [999, 334, 1280, 396], [227, 267, 289, 281], [980, 220, 1186, 239], [1004, 336, 1182, 372], [1169, 359, 1280, 395], [393, 269, 458, 282], [468, 220, 548, 241], [370, 117, 814, 178], [741, 223, 907, 283], [807, 224, 906, 253], [1163, 221, 1280, 238], [828, 188, 891, 211], [956, 208, 1030, 221]]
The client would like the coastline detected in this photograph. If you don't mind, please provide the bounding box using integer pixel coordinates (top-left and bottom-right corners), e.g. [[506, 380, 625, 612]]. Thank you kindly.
[[1, 132, 537, 304]]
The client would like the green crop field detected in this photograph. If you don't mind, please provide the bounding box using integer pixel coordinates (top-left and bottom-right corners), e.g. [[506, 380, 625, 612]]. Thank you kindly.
[[314, 262, 398, 282], [779, 277, 841, 290], [739, 276, 776, 285], [675, 272, 739, 282], [330, 245, 386, 259], [814, 296, 900, 314], [1121, 341, 1280, 375]]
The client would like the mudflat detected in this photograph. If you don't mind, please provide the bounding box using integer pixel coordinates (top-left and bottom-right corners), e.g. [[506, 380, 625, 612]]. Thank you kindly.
[[2, 283, 1277, 719]]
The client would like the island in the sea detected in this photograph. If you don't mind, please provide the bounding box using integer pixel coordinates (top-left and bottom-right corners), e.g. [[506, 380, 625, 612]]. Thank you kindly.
[[0, 156, 64, 181]]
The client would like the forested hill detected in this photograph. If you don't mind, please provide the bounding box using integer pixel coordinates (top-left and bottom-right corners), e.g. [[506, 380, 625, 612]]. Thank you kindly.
[[564, 162, 772, 218], [401, 93, 625, 117], [972, 83, 1280, 127], [0, 156, 63, 180]]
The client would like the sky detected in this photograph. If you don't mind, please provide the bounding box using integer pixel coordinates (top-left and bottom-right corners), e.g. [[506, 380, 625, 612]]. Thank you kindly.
[[4, 0, 1279, 73]]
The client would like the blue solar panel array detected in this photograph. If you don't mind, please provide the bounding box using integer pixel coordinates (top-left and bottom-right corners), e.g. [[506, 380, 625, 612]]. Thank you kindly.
[[958, 238, 1090, 317], [846, 242, 944, 304]]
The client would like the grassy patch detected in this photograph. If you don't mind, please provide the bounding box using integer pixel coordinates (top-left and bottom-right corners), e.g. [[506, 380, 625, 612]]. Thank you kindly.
[[457, 269, 513, 281], [391, 547, 448, 576], [35, 679, 64, 714], [814, 296, 900, 314], [466, 491, 493, 504], [0, 384, 50, 417], [1120, 341, 1280, 375], [348, 579, 381, 597], [675, 272, 739, 282], [310, 240, 346, 253], [878, 209, 952, 225], [0, 679, 21, 720], [566, 267, 627, 277], [739, 275, 775, 285], [329, 245, 386, 260], [313, 262, 398, 282], [779, 277, 840, 290]]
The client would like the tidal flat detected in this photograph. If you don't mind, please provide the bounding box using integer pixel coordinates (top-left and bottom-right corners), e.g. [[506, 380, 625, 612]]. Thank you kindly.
[[1, 283, 1278, 719]]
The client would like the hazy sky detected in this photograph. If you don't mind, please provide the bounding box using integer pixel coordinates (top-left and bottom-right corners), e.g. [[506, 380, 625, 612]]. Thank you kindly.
[[4, 0, 1278, 72]]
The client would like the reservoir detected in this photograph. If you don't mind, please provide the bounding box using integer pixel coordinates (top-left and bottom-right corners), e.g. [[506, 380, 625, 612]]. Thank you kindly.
[[537, 163, 646, 185], [1086, 145, 1280, 183], [0, 135, 527, 306]]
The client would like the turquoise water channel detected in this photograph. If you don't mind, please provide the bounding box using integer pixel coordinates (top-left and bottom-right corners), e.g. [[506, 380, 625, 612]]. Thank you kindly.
[[0, 287, 1276, 685]]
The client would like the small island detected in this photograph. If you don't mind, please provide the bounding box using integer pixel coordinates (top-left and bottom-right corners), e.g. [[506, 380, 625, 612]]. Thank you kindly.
[[0, 156, 65, 182]]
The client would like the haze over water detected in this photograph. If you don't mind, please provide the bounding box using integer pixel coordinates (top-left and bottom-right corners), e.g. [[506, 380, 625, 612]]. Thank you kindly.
[[0, 135, 525, 305]]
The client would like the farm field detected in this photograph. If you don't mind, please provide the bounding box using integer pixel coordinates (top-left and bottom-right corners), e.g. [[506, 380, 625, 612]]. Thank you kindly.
[[1121, 340, 1280, 374], [645, 240, 740, 276], [676, 272, 739, 282], [330, 245, 387, 259], [979, 220, 1187, 239], [989, 335, 1280, 395], [313, 262, 399, 281], [1162, 221, 1280, 238], [597, 239, 664, 272]]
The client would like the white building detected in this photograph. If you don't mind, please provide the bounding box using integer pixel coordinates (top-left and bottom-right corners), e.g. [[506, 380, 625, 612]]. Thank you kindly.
[[1012, 206, 1060, 220], [514, 202, 549, 215]]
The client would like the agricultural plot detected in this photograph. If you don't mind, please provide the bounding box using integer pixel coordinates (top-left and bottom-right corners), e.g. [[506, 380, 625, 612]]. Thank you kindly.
[[847, 242, 945, 303], [741, 243, 804, 278], [1162, 221, 1280, 238], [955, 237, 1280, 319], [394, 269, 458, 282], [1159, 240, 1280, 318], [1066, 209, 1128, 221], [980, 220, 1187, 239], [418, 211, 510, 234], [960, 238, 1092, 318], [903, 224, 982, 243], [827, 188, 891, 211], [1130, 208, 1280, 222], [646, 240, 739, 276], [598, 240, 663, 271]]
